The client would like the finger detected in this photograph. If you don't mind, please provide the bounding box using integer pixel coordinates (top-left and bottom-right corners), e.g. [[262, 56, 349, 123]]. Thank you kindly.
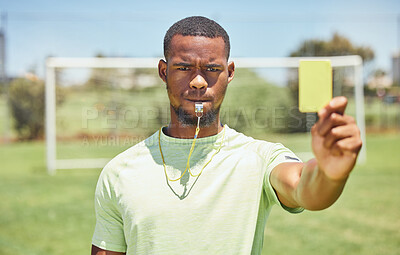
[[318, 96, 348, 121], [317, 114, 356, 137], [323, 124, 358, 149], [330, 136, 362, 158], [334, 136, 363, 154]]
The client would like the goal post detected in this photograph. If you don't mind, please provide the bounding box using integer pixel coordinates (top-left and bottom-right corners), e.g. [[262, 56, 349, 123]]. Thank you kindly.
[[45, 57, 160, 175], [45, 56, 366, 175]]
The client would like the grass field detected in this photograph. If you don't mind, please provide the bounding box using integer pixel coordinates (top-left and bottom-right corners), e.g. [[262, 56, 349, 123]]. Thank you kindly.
[[0, 132, 399, 254]]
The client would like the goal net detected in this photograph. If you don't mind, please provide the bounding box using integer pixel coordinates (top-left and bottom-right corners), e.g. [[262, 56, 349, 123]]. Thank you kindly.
[[45, 56, 366, 174]]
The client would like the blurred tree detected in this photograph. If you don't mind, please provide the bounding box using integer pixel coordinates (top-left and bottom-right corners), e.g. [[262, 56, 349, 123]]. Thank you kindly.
[[290, 32, 374, 61], [8, 77, 64, 140], [84, 53, 159, 90], [8, 77, 45, 140], [286, 32, 375, 132]]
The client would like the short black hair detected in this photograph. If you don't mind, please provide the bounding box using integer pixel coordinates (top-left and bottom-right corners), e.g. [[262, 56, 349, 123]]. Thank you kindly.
[[163, 16, 230, 60]]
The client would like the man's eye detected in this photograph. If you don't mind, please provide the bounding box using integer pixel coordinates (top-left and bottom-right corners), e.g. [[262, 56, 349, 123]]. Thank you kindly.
[[206, 67, 218, 72], [177, 67, 189, 71]]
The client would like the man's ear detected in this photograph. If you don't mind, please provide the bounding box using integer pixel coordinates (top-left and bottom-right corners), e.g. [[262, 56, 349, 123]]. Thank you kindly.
[[158, 59, 167, 84], [227, 61, 235, 84]]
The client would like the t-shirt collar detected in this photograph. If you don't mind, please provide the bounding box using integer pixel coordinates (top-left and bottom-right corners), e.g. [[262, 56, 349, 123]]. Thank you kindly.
[[160, 124, 227, 145]]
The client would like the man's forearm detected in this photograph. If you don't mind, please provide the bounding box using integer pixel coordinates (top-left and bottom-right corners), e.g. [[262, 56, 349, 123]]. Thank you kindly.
[[295, 158, 348, 211]]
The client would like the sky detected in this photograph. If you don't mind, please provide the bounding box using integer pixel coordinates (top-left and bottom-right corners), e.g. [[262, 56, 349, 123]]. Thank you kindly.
[[0, 0, 399, 84]]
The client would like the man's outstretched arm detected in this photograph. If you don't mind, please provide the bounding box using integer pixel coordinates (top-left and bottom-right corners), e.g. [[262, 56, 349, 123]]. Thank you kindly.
[[91, 245, 126, 255], [271, 96, 362, 211]]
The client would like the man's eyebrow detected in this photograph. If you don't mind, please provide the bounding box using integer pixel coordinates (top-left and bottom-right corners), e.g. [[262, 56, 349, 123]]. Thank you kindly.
[[171, 62, 192, 67], [205, 64, 223, 68], [170, 62, 224, 68]]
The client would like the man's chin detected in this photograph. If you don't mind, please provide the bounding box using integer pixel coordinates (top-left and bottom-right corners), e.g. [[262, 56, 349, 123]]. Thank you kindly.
[[172, 105, 219, 128]]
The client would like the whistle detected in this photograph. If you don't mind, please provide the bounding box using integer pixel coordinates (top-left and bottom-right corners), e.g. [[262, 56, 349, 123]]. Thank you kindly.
[[195, 102, 203, 118], [195, 102, 203, 113]]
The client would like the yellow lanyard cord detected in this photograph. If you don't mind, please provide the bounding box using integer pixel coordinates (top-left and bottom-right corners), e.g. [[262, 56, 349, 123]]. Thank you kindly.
[[158, 125, 225, 182]]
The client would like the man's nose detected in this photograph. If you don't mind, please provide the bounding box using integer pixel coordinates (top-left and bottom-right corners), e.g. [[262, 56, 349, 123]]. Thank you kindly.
[[189, 74, 208, 89]]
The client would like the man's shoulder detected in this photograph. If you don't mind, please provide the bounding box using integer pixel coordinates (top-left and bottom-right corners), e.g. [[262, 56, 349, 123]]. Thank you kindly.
[[225, 126, 279, 158], [100, 130, 159, 175]]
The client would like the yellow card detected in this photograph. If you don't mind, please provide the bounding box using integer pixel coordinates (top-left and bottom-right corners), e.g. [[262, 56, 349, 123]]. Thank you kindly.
[[299, 60, 332, 112]]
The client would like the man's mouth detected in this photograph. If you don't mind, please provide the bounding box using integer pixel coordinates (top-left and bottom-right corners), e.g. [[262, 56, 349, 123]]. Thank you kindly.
[[185, 98, 212, 103]]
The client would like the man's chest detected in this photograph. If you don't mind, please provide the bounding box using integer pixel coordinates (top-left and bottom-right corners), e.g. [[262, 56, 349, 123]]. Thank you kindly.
[[115, 151, 267, 226]]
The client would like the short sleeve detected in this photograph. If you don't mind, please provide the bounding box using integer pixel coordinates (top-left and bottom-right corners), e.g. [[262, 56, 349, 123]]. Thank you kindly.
[[92, 165, 127, 252], [263, 143, 304, 214]]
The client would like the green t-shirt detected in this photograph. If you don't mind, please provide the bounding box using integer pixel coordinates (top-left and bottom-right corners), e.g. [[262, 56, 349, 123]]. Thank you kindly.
[[92, 125, 303, 254]]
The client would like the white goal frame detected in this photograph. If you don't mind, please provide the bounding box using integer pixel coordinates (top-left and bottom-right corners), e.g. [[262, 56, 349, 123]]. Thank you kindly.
[[45, 56, 366, 175]]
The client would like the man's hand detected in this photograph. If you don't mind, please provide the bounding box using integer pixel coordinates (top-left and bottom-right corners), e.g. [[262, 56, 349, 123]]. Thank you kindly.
[[311, 96, 362, 181], [270, 96, 362, 211]]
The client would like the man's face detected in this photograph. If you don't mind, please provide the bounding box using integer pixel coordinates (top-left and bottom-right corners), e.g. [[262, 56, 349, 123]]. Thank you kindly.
[[158, 35, 235, 127]]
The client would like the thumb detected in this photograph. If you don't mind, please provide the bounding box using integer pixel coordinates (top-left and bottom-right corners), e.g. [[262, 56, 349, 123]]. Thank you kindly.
[[318, 96, 348, 121]]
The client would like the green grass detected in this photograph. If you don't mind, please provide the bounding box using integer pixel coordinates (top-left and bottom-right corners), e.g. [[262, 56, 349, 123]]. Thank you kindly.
[[0, 142, 99, 254], [0, 133, 399, 254]]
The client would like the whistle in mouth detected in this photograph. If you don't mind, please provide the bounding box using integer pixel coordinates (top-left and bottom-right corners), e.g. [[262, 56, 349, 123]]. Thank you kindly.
[[195, 102, 203, 113]]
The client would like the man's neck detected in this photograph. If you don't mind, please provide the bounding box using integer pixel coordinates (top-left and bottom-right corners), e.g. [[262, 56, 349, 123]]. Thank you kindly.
[[165, 118, 223, 139]]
